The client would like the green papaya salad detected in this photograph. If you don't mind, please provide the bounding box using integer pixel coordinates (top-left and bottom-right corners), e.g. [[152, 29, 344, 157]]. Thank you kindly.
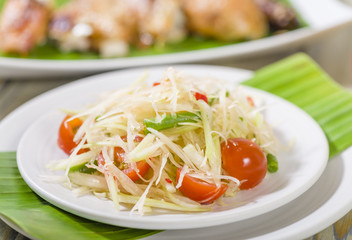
[[47, 68, 278, 214]]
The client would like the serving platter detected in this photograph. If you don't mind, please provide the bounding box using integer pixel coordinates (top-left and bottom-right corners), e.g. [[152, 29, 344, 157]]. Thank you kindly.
[[1, 0, 352, 78]]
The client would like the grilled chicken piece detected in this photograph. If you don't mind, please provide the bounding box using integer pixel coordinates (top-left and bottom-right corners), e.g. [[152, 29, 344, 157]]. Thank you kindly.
[[255, 0, 299, 31], [136, 0, 186, 47], [1, 0, 289, 57], [49, 0, 135, 57], [0, 0, 50, 55], [182, 0, 268, 41], [49, 0, 186, 56]]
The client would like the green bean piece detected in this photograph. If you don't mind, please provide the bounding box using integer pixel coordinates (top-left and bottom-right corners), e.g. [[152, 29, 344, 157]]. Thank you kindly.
[[144, 112, 200, 133], [267, 153, 279, 173]]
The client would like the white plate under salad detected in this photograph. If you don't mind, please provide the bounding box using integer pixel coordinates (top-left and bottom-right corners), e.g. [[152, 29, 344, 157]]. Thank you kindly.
[[13, 65, 329, 230], [1, 0, 352, 78], [0, 65, 350, 239]]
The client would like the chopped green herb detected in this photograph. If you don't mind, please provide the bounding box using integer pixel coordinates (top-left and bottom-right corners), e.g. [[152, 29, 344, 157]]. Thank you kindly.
[[208, 97, 217, 106], [144, 112, 200, 133], [267, 153, 278, 173], [208, 91, 229, 106]]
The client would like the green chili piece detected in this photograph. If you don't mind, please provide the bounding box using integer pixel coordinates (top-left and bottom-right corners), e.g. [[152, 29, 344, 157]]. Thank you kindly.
[[267, 153, 279, 173], [69, 160, 97, 174], [208, 97, 217, 106], [144, 112, 200, 133]]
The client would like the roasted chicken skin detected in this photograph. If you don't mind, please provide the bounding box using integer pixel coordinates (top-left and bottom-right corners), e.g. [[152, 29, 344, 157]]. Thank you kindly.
[[0, 0, 50, 55], [182, 0, 268, 41], [49, 0, 135, 57], [255, 0, 299, 31], [137, 0, 186, 47], [48, 0, 185, 57]]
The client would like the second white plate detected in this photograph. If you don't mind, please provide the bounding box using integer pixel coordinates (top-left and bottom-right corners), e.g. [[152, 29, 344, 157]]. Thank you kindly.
[[16, 65, 328, 230]]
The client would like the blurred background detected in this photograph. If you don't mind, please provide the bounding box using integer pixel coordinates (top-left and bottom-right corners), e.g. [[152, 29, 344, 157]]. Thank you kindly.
[[0, 0, 351, 82]]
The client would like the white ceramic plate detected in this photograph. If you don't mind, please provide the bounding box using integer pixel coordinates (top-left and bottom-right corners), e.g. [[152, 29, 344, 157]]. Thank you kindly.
[[1, 0, 352, 78], [0, 66, 350, 239], [14, 66, 329, 230]]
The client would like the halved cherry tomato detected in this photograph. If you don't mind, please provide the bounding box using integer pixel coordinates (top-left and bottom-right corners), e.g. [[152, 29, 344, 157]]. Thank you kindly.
[[97, 136, 150, 182], [58, 115, 83, 155], [221, 138, 267, 190], [194, 92, 208, 103], [97, 152, 150, 182], [122, 160, 150, 182], [176, 168, 228, 204]]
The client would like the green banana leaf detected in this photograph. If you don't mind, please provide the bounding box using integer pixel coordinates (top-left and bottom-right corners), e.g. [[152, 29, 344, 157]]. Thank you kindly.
[[243, 53, 352, 157], [0, 0, 307, 60], [1, 53, 352, 239], [0, 152, 161, 240]]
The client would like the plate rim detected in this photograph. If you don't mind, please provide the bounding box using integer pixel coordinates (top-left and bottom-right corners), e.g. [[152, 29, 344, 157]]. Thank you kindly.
[[0, 28, 312, 70]]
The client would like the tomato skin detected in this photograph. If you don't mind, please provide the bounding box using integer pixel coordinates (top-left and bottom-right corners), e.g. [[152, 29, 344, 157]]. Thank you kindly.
[[176, 168, 228, 204], [57, 116, 83, 155], [221, 138, 267, 190], [194, 92, 208, 103], [97, 152, 150, 182], [122, 160, 150, 182], [98, 136, 150, 182]]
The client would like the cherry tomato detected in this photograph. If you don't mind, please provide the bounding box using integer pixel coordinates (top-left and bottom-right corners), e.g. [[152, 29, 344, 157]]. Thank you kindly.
[[97, 152, 150, 182], [194, 92, 208, 103], [176, 168, 228, 204], [57, 115, 84, 155], [122, 160, 150, 182], [97, 136, 150, 182], [221, 138, 267, 190]]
